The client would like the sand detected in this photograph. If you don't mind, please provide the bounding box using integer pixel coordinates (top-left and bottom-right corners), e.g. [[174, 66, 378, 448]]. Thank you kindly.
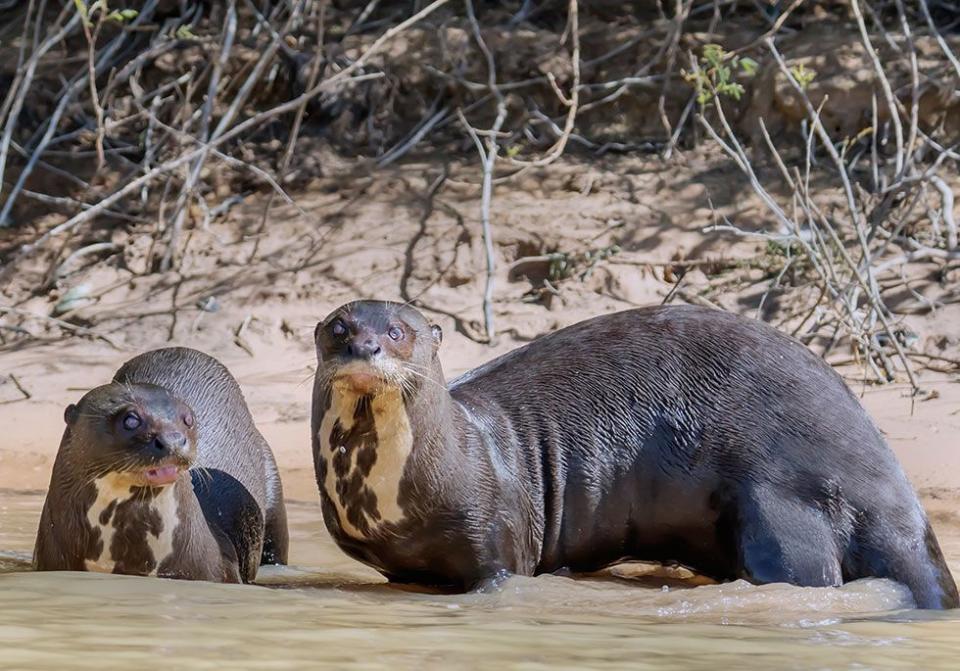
[[2, 152, 958, 512]]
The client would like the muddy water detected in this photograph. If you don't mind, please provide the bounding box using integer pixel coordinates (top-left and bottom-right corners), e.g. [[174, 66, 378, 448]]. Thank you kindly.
[[2, 491, 960, 670]]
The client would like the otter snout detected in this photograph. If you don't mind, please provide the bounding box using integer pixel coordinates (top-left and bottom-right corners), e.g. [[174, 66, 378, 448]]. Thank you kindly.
[[316, 301, 444, 396], [345, 334, 383, 360], [140, 428, 193, 487], [152, 431, 188, 457]]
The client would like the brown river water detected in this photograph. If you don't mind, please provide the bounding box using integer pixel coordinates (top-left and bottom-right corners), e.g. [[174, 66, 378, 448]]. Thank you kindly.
[[2, 491, 960, 670]]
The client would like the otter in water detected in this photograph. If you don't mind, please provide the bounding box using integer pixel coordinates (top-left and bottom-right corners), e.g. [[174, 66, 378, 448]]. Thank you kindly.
[[310, 301, 959, 609], [34, 347, 288, 583]]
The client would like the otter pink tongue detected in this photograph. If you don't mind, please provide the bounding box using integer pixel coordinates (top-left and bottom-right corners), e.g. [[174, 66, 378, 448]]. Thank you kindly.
[[143, 465, 180, 486]]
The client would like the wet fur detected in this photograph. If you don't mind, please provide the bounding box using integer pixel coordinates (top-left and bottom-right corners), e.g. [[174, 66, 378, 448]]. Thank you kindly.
[[34, 461, 244, 582], [112, 347, 288, 566], [312, 303, 959, 609], [34, 348, 287, 582]]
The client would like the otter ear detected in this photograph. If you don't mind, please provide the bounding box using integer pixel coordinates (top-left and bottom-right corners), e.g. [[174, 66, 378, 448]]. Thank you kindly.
[[64, 404, 79, 425], [430, 324, 443, 350]]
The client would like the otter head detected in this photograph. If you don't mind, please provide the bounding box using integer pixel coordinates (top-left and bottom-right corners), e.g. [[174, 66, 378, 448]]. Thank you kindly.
[[63, 383, 198, 488], [315, 301, 442, 396]]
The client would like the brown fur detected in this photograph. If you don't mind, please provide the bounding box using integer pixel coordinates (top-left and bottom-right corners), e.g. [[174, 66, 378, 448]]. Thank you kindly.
[[34, 348, 289, 583], [312, 301, 959, 609]]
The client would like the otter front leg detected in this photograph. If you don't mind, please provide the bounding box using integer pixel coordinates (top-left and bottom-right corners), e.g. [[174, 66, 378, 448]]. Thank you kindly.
[[735, 487, 843, 587]]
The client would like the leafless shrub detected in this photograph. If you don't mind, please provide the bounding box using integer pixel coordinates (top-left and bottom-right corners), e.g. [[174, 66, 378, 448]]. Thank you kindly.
[[0, 0, 957, 371], [689, 3, 960, 392]]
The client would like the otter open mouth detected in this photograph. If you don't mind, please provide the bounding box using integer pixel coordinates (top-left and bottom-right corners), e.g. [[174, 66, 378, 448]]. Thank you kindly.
[[142, 464, 181, 487]]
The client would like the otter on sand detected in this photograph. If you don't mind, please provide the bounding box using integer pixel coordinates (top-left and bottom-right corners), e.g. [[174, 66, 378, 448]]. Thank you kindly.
[[311, 301, 959, 609], [34, 348, 288, 583]]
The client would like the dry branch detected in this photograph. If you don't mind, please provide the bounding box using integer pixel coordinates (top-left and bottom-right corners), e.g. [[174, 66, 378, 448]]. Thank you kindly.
[[16, 1, 449, 254], [461, 0, 507, 344], [1, 0, 958, 376]]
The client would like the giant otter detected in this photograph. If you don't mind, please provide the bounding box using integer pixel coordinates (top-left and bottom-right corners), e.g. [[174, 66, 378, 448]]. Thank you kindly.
[[34, 347, 288, 582], [310, 301, 958, 609]]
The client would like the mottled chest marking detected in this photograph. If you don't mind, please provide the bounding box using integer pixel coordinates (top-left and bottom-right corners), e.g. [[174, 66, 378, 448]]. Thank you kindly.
[[83, 473, 179, 576], [318, 388, 413, 538]]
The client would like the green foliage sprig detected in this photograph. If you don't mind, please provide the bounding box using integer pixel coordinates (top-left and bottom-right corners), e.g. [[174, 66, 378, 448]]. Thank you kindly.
[[790, 62, 816, 91], [72, 0, 138, 27], [684, 44, 758, 106], [685, 44, 816, 106]]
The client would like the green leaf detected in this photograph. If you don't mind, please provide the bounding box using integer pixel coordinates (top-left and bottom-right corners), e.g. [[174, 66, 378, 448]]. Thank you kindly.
[[176, 25, 197, 39], [72, 0, 89, 24], [702, 43, 725, 67], [790, 63, 816, 91], [688, 43, 754, 105], [107, 8, 138, 22]]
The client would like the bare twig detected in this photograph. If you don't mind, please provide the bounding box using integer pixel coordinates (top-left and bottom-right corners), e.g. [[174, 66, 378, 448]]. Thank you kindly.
[[656, 0, 692, 149], [78, 5, 107, 170], [1, 1, 159, 227], [0, 307, 122, 349], [508, 0, 579, 169], [919, 0, 960, 80], [19, 0, 450, 254], [0, 13, 81, 204], [461, 0, 508, 344], [4, 374, 32, 403], [378, 106, 450, 167], [850, 0, 904, 176], [694, 33, 930, 392], [928, 175, 958, 250], [248, 2, 327, 265], [164, 0, 291, 270]]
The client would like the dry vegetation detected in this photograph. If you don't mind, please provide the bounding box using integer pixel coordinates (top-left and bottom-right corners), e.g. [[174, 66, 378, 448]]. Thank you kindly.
[[1, 0, 959, 393]]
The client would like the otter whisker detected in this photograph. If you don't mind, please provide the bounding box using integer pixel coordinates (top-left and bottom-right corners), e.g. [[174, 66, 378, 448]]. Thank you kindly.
[[298, 370, 318, 387], [397, 367, 448, 393], [190, 465, 213, 490]]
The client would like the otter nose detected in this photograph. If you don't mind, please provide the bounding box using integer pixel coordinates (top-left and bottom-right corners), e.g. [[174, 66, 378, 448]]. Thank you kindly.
[[153, 431, 187, 455], [347, 336, 382, 359]]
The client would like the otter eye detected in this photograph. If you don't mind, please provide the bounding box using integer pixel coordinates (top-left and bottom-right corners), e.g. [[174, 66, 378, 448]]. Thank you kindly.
[[183, 413, 194, 428], [388, 325, 404, 341], [331, 320, 347, 337], [122, 412, 142, 431]]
